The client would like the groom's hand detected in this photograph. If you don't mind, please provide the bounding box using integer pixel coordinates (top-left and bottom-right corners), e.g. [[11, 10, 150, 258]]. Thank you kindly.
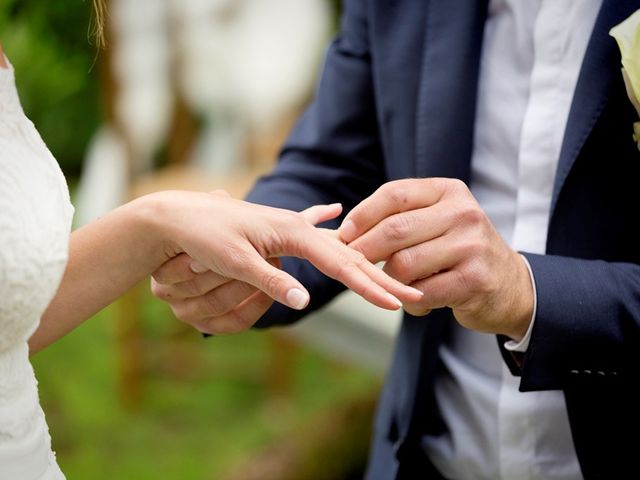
[[151, 253, 275, 335], [339, 178, 534, 341]]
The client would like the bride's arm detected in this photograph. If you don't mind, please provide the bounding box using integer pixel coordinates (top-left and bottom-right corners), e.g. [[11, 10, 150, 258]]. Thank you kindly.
[[30, 190, 421, 354], [0, 44, 7, 69]]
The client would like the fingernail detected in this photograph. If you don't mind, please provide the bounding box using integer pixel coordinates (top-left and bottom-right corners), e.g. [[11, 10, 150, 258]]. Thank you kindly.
[[405, 286, 424, 297], [190, 261, 208, 274], [339, 219, 357, 243], [286, 288, 309, 310], [386, 293, 403, 309]]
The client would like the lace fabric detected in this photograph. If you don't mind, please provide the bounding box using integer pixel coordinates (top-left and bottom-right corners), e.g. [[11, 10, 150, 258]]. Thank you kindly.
[[0, 57, 73, 479]]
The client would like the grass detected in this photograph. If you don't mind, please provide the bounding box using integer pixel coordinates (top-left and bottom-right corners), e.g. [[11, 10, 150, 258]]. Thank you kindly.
[[31, 287, 380, 479]]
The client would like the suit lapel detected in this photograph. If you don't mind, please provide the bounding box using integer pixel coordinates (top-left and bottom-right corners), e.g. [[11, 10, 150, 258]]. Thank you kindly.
[[397, 0, 488, 442], [414, 0, 488, 182], [551, 0, 640, 215]]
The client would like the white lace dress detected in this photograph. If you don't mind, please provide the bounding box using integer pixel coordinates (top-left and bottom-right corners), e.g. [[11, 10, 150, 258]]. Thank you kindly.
[[0, 57, 72, 478]]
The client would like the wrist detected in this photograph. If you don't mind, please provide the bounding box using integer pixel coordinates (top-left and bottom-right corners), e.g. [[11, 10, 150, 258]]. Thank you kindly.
[[505, 251, 535, 342], [120, 192, 180, 271]]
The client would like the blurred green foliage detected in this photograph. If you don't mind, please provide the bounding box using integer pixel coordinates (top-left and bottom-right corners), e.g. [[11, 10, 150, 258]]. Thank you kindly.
[[0, 0, 101, 176], [2, 1, 380, 477], [0, 0, 343, 177], [32, 289, 378, 479]]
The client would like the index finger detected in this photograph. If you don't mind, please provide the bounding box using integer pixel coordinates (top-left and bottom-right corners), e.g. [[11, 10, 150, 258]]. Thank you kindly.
[[296, 229, 424, 307], [338, 178, 448, 243]]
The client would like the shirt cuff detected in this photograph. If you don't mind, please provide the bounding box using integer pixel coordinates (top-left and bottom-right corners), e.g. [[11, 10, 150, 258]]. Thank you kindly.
[[503, 254, 537, 353]]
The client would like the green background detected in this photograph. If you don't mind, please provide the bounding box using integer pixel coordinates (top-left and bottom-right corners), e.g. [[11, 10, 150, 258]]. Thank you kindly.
[[1, 1, 382, 478]]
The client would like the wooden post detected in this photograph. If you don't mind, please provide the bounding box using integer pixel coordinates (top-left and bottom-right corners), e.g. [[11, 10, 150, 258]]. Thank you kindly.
[[99, 0, 146, 408], [264, 333, 299, 404]]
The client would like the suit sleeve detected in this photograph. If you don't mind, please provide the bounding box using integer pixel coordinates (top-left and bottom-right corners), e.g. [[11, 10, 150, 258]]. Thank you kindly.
[[501, 253, 640, 391], [245, 0, 387, 328]]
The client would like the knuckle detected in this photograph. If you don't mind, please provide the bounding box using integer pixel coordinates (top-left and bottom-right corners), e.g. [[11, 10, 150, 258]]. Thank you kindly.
[[183, 278, 204, 297], [229, 249, 254, 275], [383, 215, 412, 242], [332, 261, 349, 281], [203, 291, 227, 316], [270, 217, 308, 256], [460, 206, 485, 226], [381, 182, 408, 206], [450, 204, 483, 228], [261, 270, 284, 295], [354, 202, 374, 223], [333, 254, 356, 280], [339, 249, 367, 273], [459, 260, 491, 294]]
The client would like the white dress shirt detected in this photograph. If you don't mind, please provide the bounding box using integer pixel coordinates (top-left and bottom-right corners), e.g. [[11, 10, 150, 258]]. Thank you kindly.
[[422, 1, 603, 479]]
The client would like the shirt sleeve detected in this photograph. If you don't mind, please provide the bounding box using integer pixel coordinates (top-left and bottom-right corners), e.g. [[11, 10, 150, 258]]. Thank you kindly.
[[503, 254, 537, 353]]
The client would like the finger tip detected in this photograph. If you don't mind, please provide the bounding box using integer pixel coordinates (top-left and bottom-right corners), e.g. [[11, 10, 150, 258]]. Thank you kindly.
[[405, 286, 424, 300], [285, 287, 310, 310], [382, 301, 402, 311], [338, 219, 357, 243]]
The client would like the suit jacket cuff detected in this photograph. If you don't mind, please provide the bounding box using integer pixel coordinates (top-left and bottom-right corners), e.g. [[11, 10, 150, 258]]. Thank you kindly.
[[498, 255, 537, 375]]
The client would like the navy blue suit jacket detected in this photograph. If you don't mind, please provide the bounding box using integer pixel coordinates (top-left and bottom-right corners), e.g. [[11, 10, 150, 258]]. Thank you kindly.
[[246, 1, 640, 478]]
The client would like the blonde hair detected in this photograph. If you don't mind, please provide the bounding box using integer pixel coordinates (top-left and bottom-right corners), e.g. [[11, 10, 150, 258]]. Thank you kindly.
[[91, 0, 107, 48]]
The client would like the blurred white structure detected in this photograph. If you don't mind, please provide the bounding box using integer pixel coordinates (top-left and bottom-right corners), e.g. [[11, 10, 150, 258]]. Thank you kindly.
[[76, 0, 332, 225], [176, 0, 332, 173], [75, 0, 400, 373], [76, 127, 129, 226]]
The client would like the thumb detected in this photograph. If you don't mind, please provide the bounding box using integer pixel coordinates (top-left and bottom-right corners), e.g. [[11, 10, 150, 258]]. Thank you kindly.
[[300, 203, 342, 226], [238, 251, 310, 310]]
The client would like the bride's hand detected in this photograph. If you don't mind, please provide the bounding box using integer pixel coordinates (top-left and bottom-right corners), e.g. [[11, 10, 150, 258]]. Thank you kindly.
[[150, 202, 340, 334], [146, 190, 421, 334]]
